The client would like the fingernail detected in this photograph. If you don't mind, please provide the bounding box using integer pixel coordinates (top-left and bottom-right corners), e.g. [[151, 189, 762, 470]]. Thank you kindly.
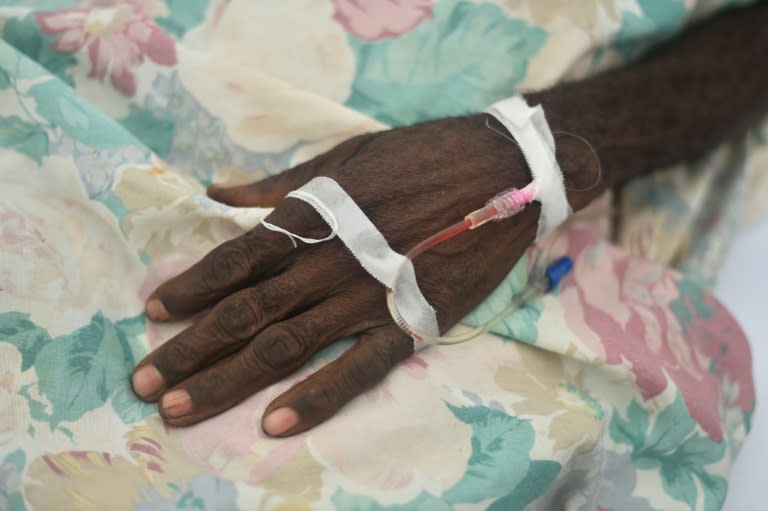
[[161, 390, 191, 418], [146, 298, 170, 321], [263, 407, 299, 436], [132, 365, 164, 398]]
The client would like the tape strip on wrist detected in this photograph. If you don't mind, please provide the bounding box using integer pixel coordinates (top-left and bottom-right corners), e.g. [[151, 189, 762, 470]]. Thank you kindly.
[[485, 96, 571, 239], [265, 176, 439, 347]]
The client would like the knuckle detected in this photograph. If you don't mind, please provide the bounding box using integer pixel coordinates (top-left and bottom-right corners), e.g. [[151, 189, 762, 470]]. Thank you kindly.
[[257, 325, 310, 372], [202, 239, 252, 290], [157, 340, 199, 377], [269, 202, 329, 241], [302, 383, 340, 412], [214, 290, 262, 341], [345, 358, 378, 391], [239, 346, 265, 374], [190, 367, 230, 400], [369, 339, 398, 371], [350, 332, 412, 387]]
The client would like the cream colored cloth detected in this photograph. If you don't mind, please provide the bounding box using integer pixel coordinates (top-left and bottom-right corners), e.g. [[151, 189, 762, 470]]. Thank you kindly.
[[0, 1, 763, 510]]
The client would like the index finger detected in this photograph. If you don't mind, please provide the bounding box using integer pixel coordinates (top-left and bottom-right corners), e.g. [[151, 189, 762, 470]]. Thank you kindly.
[[146, 199, 330, 321]]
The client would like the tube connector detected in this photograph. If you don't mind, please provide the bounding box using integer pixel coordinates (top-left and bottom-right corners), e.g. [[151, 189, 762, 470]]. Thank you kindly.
[[465, 184, 536, 229]]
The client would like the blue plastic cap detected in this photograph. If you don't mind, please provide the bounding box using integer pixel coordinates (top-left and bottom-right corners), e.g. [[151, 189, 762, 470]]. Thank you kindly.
[[545, 256, 574, 291]]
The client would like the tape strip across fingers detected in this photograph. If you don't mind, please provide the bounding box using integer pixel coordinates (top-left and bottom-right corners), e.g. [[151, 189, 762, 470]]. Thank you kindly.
[[272, 176, 439, 345]]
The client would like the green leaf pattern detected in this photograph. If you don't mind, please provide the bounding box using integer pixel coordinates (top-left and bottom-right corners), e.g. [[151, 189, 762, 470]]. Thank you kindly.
[[0, 312, 152, 432], [345, 0, 547, 126], [0, 115, 48, 163], [0, 0, 757, 509], [2, 13, 78, 86], [331, 403, 560, 510], [611, 395, 729, 511], [443, 404, 558, 505]]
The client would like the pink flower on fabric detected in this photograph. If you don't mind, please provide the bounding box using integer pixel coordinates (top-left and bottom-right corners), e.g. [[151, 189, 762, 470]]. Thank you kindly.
[[36, 1, 176, 96], [559, 225, 754, 442], [0, 208, 52, 260], [331, 0, 433, 41]]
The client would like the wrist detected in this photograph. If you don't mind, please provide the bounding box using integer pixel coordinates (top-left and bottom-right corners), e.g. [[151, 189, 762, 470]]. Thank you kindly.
[[475, 103, 604, 213], [555, 131, 606, 212], [525, 92, 608, 211]]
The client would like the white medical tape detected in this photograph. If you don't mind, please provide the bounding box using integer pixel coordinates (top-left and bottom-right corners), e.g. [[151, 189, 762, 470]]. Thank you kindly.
[[262, 191, 338, 247], [269, 176, 440, 345], [486, 96, 571, 239]]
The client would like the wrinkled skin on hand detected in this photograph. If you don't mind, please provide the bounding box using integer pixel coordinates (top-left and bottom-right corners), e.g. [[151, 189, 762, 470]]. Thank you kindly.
[[131, 114, 598, 436]]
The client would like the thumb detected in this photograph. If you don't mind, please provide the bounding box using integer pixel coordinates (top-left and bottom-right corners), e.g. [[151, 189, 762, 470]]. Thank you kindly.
[[207, 132, 377, 207]]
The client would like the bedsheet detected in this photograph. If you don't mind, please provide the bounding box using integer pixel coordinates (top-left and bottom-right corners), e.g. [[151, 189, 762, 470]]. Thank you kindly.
[[0, 1, 765, 510]]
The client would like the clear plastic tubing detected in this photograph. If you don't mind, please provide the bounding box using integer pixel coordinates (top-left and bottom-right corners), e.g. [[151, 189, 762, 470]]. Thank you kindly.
[[386, 182, 573, 346]]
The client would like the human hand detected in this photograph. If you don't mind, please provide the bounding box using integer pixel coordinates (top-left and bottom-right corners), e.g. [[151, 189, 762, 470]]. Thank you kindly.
[[130, 114, 598, 436]]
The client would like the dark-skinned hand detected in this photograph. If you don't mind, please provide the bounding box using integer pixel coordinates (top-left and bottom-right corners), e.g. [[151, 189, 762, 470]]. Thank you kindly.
[[131, 0, 768, 437], [130, 114, 599, 437]]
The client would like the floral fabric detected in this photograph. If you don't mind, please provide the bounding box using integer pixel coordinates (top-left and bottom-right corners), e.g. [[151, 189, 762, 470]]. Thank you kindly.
[[0, 1, 763, 510]]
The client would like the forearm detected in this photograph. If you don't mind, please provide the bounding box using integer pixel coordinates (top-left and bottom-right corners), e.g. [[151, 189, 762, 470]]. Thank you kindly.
[[527, 2, 768, 199]]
